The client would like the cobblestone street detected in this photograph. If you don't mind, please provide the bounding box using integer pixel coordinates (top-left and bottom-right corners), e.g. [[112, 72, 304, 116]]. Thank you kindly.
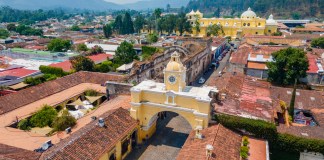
[[125, 112, 192, 160]]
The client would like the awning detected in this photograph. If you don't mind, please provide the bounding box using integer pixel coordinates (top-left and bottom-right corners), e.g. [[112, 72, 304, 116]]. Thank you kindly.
[[85, 96, 103, 104], [8, 82, 29, 90], [116, 62, 134, 71], [67, 99, 84, 106]]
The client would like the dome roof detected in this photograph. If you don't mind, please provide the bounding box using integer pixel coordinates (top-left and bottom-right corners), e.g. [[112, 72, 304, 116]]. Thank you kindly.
[[266, 14, 278, 25], [166, 52, 184, 72], [241, 7, 257, 19], [166, 61, 182, 71]]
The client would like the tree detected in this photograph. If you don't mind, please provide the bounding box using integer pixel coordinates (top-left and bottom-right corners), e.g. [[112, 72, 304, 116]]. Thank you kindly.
[[16, 24, 43, 36], [113, 15, 123, 34], [103, 23, 113, 38], [70, 25, 80, 31], [292, 12, 301, 20], [154, 8, 162, 31], [114, 41, 139, 65], [70, 55, 95, 71], [214, 7, 221, 18], [164, 14, 177, 34], [176, 13, 191, 36], [6, 23, 16, 31], [89, 45, 104, 55], [266, 48, 309, 85], [76, 43, 88, 52], [29, 105, 57, 128], [311, 37, 324, 49], [147, 33, 159, 44], [47, 38, 71, 52], [122, 12, 134, 34], [95, 61, 114, 73], [52, 110, 76, 131], [134, 15, 145, 33], [206, 24, 224, 37], [0, 29, 10, 39]]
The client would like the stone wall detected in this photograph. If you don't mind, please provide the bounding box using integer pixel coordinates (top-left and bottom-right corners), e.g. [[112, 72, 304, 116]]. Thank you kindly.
[[106, 81, 133, 97]]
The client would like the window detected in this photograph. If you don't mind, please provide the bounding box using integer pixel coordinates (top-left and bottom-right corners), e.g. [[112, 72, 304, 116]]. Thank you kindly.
[[268, 30, 271, 33], [258, 23, 261, 26], [243, 23, 246, 26], [247, 23, 250, 26], [255, 32, 258, 34], [109, 153, 116, 160], [121, 138, 130, 156]]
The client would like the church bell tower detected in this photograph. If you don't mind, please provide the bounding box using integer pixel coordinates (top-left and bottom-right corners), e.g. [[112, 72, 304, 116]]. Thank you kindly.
[[164, 52, 186, 92]]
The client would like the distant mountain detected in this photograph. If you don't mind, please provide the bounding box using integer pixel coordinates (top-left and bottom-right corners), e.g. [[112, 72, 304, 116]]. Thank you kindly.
[[0, 0, 123, 10], [123, 0, 190, 10], [0, 0, 190, 11], [186, 0, 323, 19]]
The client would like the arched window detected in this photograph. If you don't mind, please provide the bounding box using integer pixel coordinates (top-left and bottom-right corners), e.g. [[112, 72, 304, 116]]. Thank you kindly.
[[258, 23, 261, 26], [243, 23, 246, 26], [247, 23, 250, 26]]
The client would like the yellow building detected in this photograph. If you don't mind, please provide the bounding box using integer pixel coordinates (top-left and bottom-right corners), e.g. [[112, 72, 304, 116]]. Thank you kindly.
[[187, 8, 278, 38], [130, 51, 218, 144]]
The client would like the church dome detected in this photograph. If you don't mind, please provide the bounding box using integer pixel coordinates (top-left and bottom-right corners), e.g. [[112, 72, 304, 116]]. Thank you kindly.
[[166, 52, 184, 72], [241, 7, 257, 19]]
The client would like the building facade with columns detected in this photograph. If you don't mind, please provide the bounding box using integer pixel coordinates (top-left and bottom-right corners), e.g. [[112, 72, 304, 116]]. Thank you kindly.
[[187, 8, 278, 38], [130, 52, 218, 143]]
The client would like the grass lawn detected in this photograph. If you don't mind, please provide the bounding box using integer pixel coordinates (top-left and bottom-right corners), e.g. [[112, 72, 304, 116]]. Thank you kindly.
[[270, 149, 300, 160]]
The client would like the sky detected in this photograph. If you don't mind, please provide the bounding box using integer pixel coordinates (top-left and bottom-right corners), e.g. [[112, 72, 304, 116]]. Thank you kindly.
[[104, 0, 143, 4]]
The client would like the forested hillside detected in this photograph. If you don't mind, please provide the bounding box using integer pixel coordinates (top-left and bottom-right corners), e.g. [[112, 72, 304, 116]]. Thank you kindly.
[[186, 0, 323, 19]]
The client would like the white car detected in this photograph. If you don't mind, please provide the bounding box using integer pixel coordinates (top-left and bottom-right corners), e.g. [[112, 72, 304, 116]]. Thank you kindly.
[[198, 77, 206, 84]]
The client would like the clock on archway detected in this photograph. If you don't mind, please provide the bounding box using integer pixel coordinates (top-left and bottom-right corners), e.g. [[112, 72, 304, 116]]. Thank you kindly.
[[168, 75, 176, 84]]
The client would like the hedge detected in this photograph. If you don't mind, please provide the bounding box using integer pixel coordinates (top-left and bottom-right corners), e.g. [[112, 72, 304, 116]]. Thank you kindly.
[[215, 114, 324, 154], [274, 133, 324, 154], [39, 65, 69, 77], [215, 114, 277, 140]]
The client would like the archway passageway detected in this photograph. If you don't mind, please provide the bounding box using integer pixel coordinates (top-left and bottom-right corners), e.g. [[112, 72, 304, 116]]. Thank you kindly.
[[125, 112, 192, 160]]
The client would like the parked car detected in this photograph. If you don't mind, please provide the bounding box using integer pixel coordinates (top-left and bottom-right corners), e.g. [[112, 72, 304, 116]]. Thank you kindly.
[[198, 77, 206, 84]]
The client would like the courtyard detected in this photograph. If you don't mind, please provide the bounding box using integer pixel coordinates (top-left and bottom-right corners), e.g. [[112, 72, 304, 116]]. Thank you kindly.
[[125, 112, 192, 160]]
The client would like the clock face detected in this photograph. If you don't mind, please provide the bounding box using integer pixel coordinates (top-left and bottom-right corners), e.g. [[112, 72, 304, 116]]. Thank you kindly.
[[168, 75, 176, 84]]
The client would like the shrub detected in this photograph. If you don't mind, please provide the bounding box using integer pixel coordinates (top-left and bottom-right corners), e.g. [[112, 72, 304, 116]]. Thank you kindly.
[[52, 110, 76, 131], [240, 146, 249, 159], [29, 105, 57, 128], [215, 114, 277, 140], [24, 76, 46, 86], [17, 119, 31, 131], [242, 136, 249, 146]]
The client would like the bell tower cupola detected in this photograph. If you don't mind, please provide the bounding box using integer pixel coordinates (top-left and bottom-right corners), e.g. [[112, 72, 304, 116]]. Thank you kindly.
[[164, 52, 187, 92]]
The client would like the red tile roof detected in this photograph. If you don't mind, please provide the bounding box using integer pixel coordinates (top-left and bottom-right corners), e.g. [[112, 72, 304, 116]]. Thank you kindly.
[[0, 71, 126, 115], [229, 45, 251, 65], [0, 68, 38, 78], [177, 124, 241, 160], [307, 53, 319, 74], [40, 108, 138, 160], [0, 143, 41, 160], [49, 61, 72, 72], [210, 73, 274, 121], [88, 54, 113, 63]]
